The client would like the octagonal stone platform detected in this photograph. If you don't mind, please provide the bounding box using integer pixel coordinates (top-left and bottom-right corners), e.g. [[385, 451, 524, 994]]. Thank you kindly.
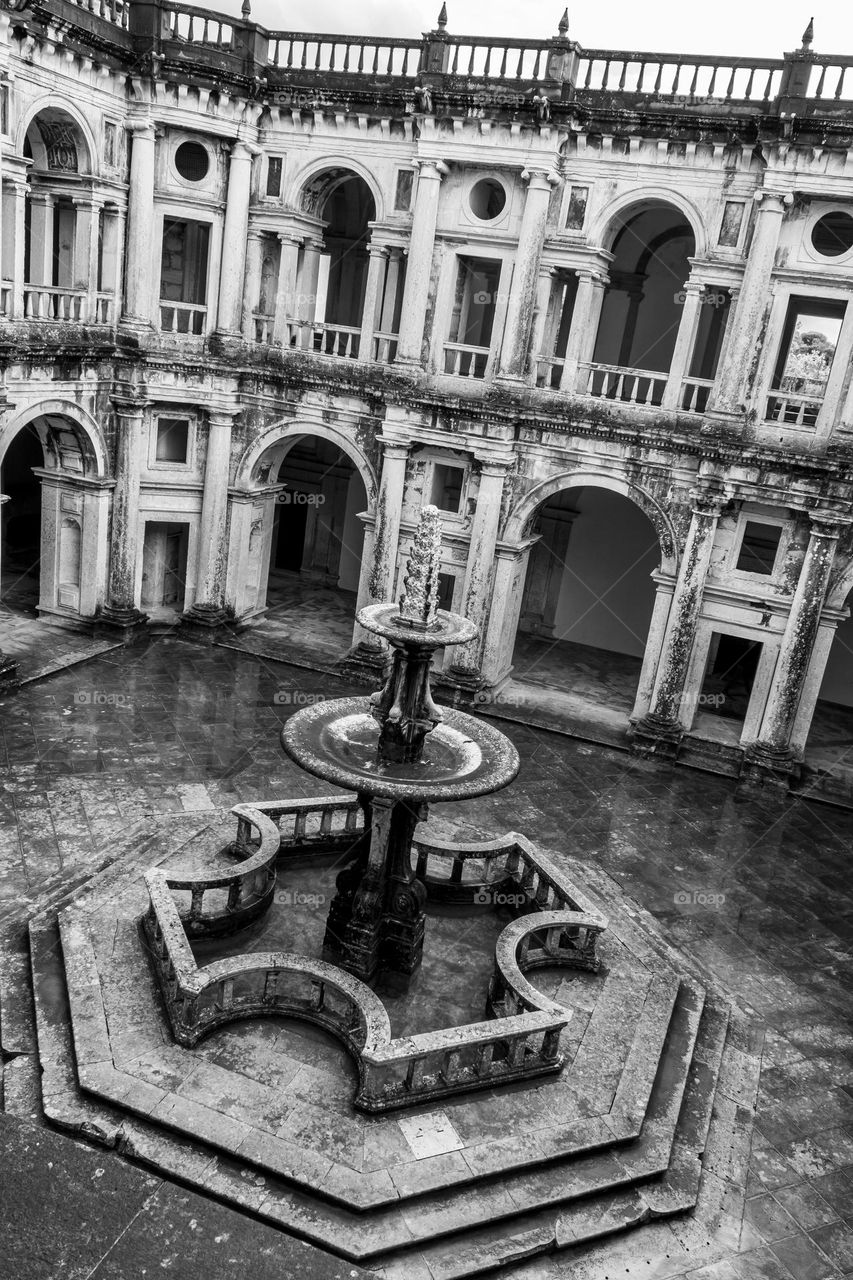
[[17, 796, 762, 1280]]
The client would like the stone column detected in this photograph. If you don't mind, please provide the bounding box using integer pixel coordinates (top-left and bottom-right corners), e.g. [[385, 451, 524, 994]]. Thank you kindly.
[[358, 243, 387, 363], [559, 269, 607, 393], [530, 264, 556, 380], [379, 247, 404, 333], [745, 516, 840, 777], [27, 191, 53, 290], [100, 401, 148, 636], [630, 491, 724, 753], [293, 237, 323, 349], [241, 229, 264, 340], [661, 279, 704, 409], [0, 495, 19, 689], [368, 442, 408, 607], [711, 190, 792, 415], [122, 121, 156, 327], [448, 461, 509, 682], [72, 195, 102, 321], [395, 160, 447, 366], [272, 232, 302, 346], [10, 181, 27, 318], [497, 169, 557, 381], [183, 410, 235, 636], [215, 141, 255, 335]]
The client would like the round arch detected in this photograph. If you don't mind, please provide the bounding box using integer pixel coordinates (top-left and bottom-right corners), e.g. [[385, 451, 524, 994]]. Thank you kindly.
[[236, 420, 378, 505], [16, 95, 99, 177], [0, 400, 108, 476], [588, 187, 707, 259], [286, 155, 385, 223], [505, 470, 677, 574]]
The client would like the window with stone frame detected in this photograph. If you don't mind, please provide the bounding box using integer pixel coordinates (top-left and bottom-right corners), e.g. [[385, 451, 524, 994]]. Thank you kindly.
[[734, 520, 783, 575], [767, 296, 846, 426]]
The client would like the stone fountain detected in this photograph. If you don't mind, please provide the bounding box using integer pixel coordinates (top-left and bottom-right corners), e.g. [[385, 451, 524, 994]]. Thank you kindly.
[[281, 504, 520, 981]]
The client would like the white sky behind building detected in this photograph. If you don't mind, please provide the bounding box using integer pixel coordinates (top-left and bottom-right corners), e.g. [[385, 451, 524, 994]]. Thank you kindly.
[[221, 2, 851, 59]]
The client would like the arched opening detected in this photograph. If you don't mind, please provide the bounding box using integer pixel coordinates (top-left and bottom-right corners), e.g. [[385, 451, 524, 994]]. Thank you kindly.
[[588, 203, 702, 406], [1, 413, 98, 618], [0, 425, 43, 612], [18, 107, 117, 322], [511, 486, 661, 718], [803, 594, 853, 774], [256, 435, 369, 661]]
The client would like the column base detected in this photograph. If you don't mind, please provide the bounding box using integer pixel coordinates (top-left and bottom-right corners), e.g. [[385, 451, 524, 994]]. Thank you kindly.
[[338, 640, 387, 685], [628, 713, 685, 760], [97, 605, 149, 641], [0, 652, 20, 693], [738, 742, 801, 790], [180, 603, 236, 644]]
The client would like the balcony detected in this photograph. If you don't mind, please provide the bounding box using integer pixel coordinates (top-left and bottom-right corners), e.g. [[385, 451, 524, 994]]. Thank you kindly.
[[582, 362, 667, 407], [0, 282, 11, 319], [679, 377, 715, 413], [766, 390, 823, 429], [160, 300, 207, 335], [443, 343, 491, 379], [23, 286, 88, 322]]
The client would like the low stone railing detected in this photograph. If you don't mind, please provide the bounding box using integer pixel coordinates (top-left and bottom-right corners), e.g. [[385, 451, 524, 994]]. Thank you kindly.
[[144, 801, 610, 1111]]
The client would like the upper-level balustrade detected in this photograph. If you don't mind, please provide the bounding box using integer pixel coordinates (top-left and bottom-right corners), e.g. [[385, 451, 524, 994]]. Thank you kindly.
[[22, 1, 853, 117]]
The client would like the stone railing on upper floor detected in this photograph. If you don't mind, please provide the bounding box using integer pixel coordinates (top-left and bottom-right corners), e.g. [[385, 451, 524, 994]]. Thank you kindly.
[[13, 1, 853, 120]]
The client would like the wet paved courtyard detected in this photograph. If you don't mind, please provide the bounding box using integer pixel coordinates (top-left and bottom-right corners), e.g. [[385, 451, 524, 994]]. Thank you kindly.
[[1, 636, 852, 1277]]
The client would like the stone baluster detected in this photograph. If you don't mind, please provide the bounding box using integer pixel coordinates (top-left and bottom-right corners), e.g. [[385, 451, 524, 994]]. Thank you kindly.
[[497, 169, 559, 381], [121, 121, 156, 327], [395, 160, 447, 366], [661, 279, 705, 410], [630, 490, 725, 753], [710, 190, 792, 415], [744, 515, 841, 780], [215, 141, 255, 335]]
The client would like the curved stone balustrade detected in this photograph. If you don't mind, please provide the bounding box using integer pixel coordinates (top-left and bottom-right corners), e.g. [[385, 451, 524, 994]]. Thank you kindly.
[[144, 806, 610, 1111]]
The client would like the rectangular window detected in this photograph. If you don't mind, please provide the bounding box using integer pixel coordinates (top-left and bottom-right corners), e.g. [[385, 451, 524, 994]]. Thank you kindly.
[[735, 521, 782, 575], [266, 157, 283, 197], [565, 186, 588, 231], [537, 272, 578, 388], [104, 122, 116, 168], [0, 84, 9, 136], [718, 201, 745, 247], [445, 257, 501, 377], [160, 220, 210, 304], [155, 418, 190, 464], [430, 463, 465, 514], [394, 169, 414, 212], [437, 572, 456, 611], [767, 296, 846, 426]]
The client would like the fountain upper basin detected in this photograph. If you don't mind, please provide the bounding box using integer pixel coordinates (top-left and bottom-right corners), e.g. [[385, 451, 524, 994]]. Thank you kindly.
[[281, 696, 520, 802]]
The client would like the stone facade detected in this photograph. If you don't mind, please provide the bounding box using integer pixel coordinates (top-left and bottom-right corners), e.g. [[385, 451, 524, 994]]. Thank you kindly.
[[3, 1, 853, 785]]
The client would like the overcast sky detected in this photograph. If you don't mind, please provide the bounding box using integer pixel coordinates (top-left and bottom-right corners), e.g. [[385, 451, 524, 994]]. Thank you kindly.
[[231, 2, 851, 59]]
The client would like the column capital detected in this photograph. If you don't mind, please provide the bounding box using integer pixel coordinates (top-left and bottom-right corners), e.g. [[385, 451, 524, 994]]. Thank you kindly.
[[688, 486, 728, 518], [753, 189, 794, 211], [520, 167, 561, 190], [474, 457, 512, 477], [125, 119, 156, 139], [380, 440, 410, 461], [415, 158, 449, 180], [111, 397, 147, 420], [229, 140, 259, 162], [807, 512, 846, 540], [207, 408, 238, 429], [277, 230, 304, 247]]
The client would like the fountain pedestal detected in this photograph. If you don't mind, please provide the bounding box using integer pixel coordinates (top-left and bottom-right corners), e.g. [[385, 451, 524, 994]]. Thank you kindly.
[[282, 506, 519, 982]]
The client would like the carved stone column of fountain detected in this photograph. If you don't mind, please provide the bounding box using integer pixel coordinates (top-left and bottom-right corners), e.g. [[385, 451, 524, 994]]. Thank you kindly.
[[281, 506, 519, 982]]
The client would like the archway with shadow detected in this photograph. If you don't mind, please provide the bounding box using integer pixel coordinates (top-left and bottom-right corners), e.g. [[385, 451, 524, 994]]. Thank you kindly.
[[1, 424, 43, 612], [802, 590, 853, 777], [258, 434, 369, 661], [509, 485, 661, 723]]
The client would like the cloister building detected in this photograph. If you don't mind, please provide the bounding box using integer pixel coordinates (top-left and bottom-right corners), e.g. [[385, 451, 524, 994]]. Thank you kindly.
[[3, 0, 853, 797]]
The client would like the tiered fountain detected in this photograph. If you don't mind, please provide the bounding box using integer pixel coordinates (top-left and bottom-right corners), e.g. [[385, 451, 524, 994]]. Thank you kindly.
[[281, 504, 520, 981]]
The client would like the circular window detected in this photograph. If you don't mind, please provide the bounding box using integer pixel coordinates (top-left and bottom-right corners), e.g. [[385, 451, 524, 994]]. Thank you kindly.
[[174, 141, 210, 183], [811, 211, 853, 257], [469, 178, 507, 221]]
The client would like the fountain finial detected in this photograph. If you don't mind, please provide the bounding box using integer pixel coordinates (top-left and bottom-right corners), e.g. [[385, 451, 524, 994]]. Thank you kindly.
[[398, 504, 442, 630], [801, 16, 814, 48], [558, 8, 569, 36], [437, 3, 448, 30]]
